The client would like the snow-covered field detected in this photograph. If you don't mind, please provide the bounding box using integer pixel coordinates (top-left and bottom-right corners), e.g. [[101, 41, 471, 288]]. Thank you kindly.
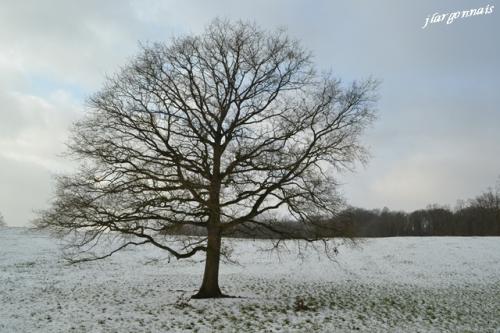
[[0, 228, 499, 332]]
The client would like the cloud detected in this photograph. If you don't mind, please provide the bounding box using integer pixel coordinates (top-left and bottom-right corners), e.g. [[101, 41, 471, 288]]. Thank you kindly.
[[371, 153, 485, 210], [0, 155, 54, 227], [0, 0, 170, 88], [344, 133, 500, 211], [0, 89, 83, 226], [0, 90, 81, 171]]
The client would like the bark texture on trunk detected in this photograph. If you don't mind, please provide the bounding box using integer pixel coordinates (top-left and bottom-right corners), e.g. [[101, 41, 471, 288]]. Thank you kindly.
[[192, 228, 224, 298], [192, 135, 226, 299]]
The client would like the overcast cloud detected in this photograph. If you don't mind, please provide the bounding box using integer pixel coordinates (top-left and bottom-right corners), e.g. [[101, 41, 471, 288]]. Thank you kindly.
[[1, 0, 499, 226]]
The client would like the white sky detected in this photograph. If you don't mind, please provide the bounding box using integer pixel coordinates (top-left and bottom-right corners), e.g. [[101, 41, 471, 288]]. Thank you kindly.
[[1, 0, 499, 226]]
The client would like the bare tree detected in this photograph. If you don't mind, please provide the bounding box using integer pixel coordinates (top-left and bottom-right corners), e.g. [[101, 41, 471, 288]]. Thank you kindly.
[[0, 212, 5, 227], [35, 19, 378, 298]]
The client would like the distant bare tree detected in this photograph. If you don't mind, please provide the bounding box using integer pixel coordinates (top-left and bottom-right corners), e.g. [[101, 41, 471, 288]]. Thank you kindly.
[[470, 187, 500, 211], [35, 19, 378, 298], [464, 183, 500, 235]]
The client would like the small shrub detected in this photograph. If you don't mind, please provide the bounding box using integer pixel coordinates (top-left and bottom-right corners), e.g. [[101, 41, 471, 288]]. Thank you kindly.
[[294, 298, 311, 312]]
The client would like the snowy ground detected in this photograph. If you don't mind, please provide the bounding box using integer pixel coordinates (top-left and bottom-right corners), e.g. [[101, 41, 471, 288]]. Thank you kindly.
[[0, 228, 499, 332]]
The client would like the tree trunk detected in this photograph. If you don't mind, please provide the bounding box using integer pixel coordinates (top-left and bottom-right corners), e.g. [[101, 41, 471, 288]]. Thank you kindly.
[[192, 228, 224, 298]]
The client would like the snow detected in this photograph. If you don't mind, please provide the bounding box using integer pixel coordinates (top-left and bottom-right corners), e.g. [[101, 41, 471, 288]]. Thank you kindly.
[[1, 227, 499, 332]]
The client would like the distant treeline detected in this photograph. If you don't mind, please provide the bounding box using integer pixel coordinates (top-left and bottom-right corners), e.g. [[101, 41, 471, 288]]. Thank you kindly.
[[164, 186, 500, 238], [343, 187, 500, 237]]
